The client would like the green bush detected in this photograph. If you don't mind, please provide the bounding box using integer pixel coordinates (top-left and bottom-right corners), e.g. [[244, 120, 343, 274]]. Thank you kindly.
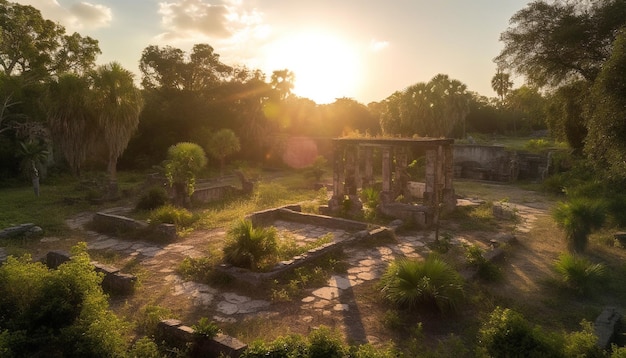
[[127, 337, 162, 358], [524, 138, 551, 152], [0, 244, 128, 357], [563, 320, 604, 357], [553, 253, 606, 294], [464, 244, 501, 281], [552, 198, 606, 253], [136, 186, 169, 211], [137, 305, 173, 337], [308, 326, 346, 358], [223, 219, 278, 270], [379, 256, 464, 313], [148, 204, 196, 227], [478, 307, 559, 357], [192, 317, 220, 339], [243, 334, 309, 357]]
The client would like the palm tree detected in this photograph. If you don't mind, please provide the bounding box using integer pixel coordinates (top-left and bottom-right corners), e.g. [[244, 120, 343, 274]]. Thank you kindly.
[[206, 128, 240, 177], [491, 70, 513, 106], [90, 62, 143, 194], [46, 74, 95, 177]]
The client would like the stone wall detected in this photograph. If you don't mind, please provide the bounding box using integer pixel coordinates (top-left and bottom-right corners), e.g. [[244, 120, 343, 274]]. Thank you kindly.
[[91, 212, 177, 242], [191, 185, 238, 204], [217, 206, 393, 286], [0, 223, 43, 239], [157, 319, 247, 357], [46, 250, 137, 295]]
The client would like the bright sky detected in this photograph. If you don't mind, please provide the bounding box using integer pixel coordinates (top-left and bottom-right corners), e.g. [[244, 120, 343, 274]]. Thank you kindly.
[[17, 0, 530, 104]]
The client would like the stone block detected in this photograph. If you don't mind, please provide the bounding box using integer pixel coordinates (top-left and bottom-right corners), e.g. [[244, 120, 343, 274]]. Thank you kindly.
[[595, 307, 621, 349], [46, 250, 71, 269]]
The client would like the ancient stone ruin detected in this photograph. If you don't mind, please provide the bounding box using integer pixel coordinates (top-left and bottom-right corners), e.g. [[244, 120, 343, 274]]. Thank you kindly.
[[322, 137, 456, 228]]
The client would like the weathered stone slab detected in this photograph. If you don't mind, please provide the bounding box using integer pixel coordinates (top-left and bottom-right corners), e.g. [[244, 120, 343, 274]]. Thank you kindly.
[[595, 307, 622, 349]]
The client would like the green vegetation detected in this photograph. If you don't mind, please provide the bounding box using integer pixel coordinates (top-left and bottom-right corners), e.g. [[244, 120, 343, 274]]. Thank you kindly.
[[164, 142, 207, 207], [148, 204, 196, 227], [223, 219, 279, 270], [552, 198, 606, 253], [553, 253, 606, 294], [379, 257, 464, 314]]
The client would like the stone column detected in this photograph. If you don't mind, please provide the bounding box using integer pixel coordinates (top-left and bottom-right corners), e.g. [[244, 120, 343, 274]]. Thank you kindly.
[[328, 142, 345, 213], [344, 145, 357, 195], [395, 145, 409, 199], [363, 146, 373, 188], [442, 144, 456, 212], [423, 148, 437, 207], [381, 146, 392, 203]]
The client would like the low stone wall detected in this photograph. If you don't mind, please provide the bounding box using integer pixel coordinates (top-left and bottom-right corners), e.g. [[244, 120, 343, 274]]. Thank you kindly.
[[218, 207, 393, 286], [191, 185, 238, 204], [157, 319, 247, 357], [91, 212, 177, 242], [0, 223, 43, 239], [595, 307, 622, 349], [46, 250, 137, 295]]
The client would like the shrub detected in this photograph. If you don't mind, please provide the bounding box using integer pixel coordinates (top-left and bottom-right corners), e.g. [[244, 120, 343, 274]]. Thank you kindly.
[[223, 219, 278, 270], [164, 142, 207, 206], [192, 317, 220, 339], [148, 204, 196, 227], [308, 326, 346, 358], [379, 256, 464, 313], [360, 187, 380, 208], [136, 186, 169, 211], [137, 305, 173, 337], [0, 244, 128, 357], [177, 256, 216, 283], [464, 244, 501, 281], [553, 253, 606, 294], [243, 334, 309, 357], [552, 198, 606, 253], [563, 320, 604, 357], [127, 337, 161, 358], [524, 138, 551, 152], [478, 307, 559, 357]]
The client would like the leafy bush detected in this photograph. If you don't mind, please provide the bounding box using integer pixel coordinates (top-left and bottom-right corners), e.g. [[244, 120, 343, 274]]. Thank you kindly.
[[308, 326, 346, 358], [563, 320, 604, 357], [524, 138, 551, 152], [243, 334, 309, 357], [127, 337, 161, 358], [0, 244, 128, 357], [307, 155, 327, 182], [148, 204, 196, 227], [552, 198, 606, 253], [464, 244, 501, 281], [360, 187, 380, 208], [136, 186, 169, 211], [177, 256, 216, 283], [553, 253, 606, 294], [379, 256, 464, 313], [137, 305, 172, 337], [478, 307, 559, 357], [192, 317, 220, 339], [223, 219, 278, 270]]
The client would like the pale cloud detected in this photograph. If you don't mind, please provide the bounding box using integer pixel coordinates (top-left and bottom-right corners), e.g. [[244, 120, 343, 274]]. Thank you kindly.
[[156, 0, 267, 45], [370, 39, 389, 52], [13, 0, 112, 30], [69, 2, 112, 29]]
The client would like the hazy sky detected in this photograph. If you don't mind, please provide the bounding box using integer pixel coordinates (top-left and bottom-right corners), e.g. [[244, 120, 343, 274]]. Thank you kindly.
[[17, 0, 530, 104]]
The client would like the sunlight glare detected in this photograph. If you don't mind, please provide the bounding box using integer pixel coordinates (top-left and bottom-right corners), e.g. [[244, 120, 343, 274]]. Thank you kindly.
[[264, 31, 361, 104]]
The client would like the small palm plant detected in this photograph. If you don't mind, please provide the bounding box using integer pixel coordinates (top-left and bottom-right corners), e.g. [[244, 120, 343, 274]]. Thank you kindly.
[[223, 219, 278, 270], [379, 256, 464, 313], [552, 198, 606, 253], [553, 253, 606, 294]]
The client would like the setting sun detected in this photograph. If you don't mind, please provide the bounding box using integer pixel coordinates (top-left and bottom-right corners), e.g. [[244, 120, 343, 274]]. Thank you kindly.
[[263, 31, 362, 104]]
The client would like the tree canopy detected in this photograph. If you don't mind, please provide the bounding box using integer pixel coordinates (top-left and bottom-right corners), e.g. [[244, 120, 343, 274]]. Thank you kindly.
[[496, 0, 626, 87]]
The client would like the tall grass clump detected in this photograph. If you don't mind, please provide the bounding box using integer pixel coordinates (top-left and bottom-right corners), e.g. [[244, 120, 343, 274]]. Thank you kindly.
[[223, 219, 278, 270], [553, 253, 606, 294], [552, 198, 606, 253], [379, 256, 464, 313], [148, 204, 196, 227]]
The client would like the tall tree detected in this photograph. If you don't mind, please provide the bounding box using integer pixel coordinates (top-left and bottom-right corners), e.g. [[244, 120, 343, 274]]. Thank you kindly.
[[46, 74, 96, 176], [0, 0, 100, 78], [270, 69, 295, 100], [90, 62, 143, 192], [380, 74, 470, 138], [585, 30, 626, 179], [491, 69, 513, 105], [495, 0, 626, 87], [206, 128, 240, 176], [546, 81, 589, 153]]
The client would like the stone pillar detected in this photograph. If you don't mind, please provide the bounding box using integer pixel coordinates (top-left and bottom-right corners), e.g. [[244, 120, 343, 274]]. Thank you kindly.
[[381, 146, 392, 203], [442, 144, 456, 212], [423, 148, 437, 207], [395, 145, 409, 199], [363, 146, 373, 188], [329, 142, 345, 213], [344, 145, 357, 195]]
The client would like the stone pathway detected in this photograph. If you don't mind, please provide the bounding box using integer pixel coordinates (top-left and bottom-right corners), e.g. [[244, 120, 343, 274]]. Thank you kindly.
[[1, 199, 544, 343]]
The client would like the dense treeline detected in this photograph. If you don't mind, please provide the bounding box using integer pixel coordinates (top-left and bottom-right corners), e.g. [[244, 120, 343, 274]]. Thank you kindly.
[[0, 0, 556, 187]]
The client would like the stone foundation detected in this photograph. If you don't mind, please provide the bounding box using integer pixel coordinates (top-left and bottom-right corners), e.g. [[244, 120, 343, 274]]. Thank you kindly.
[[156, 319, 247, 357]]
